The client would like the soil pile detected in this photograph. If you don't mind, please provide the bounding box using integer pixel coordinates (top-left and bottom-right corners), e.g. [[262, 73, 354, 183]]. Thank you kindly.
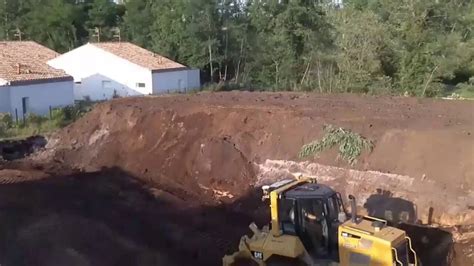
[[45, 92, 474, 200]]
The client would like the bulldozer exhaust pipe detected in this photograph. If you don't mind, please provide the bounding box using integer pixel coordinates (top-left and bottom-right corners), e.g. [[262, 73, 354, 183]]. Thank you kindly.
[[349, 195, 357, 223]]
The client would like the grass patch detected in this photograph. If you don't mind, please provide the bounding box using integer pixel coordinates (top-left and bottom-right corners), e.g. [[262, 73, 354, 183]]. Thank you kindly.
[[0, 102, 93, 140], [451, 84, 474, 98], [442, 81, 474, 99], [299, 125, 374, 165]]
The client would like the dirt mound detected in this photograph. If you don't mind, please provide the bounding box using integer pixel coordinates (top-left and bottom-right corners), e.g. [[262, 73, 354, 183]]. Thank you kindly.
[[44, 92, 473, 197], [44, 102, 257, 202]]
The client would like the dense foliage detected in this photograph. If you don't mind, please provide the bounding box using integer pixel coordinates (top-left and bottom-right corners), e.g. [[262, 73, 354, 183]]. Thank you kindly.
[[1, 0, 473, 96]]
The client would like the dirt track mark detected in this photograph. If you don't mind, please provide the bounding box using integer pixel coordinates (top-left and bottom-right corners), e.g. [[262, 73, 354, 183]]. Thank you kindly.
[[0, 169, 48, 184]]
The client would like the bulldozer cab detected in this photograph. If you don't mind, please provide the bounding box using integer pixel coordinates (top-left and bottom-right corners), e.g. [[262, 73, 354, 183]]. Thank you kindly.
[[278, 182, 347, 261]]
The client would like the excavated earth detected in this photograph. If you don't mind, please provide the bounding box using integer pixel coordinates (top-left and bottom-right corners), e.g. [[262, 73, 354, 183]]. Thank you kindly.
[[0, 92, 473, 266]]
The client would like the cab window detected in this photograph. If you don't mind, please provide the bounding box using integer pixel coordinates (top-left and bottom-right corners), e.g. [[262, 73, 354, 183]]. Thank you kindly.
[[279, 198, 296, 234], [327, 193, 345, 221]]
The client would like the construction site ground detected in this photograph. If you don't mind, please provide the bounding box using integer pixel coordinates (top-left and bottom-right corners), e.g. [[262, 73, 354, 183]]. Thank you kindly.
[[0, 92, 473, 266]]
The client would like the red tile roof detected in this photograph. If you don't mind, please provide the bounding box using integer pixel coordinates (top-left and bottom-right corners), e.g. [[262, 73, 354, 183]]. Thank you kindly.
[[92, 42, 186, 71], [0, 41, 71, 85]]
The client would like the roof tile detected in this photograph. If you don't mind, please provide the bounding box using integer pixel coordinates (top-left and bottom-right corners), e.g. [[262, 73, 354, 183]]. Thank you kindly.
[[0, 41, 70, 84], [92, 42, 185, 71]]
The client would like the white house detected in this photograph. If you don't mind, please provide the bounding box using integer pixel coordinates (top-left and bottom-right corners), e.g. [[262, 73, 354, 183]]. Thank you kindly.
[[0, 41, 74, 117], [48, 42, 201, 101]]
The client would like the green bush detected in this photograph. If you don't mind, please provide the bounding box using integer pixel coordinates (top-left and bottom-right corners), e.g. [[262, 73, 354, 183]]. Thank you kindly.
[[26, 113, 48, 126], [51, 108, 66, 123], [0, 104, 93, 140], [51, 104, 91, 126], [451, 82, 474, 98], [0, 113, 13, 128], [299, 125, 374, 165]]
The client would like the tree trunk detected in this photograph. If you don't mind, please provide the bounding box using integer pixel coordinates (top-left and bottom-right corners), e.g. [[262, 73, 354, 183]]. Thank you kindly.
[[235, 38, 244, 83], [317, 60, 322, 93], [329, 63, 334, 93], [422, 65, 438, 97], [300, 60, 311, 86], [274, 61, 279, 88], [208, 37, 214, 82], [224, 31, 229, 82]]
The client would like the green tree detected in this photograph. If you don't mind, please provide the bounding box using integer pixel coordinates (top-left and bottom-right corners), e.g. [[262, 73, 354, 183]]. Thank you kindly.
[[245, 0, 333, 89], [151, 0, 222, 82], [123, 0, 154, 47], [0, 0, 29, 40], [86, 0, 124, 42], [21, 0, 79, 52], [150, 0, 187, 61], [328, 7, 392, 94], [377, 0, 474, 96], [0, 0, 471, 97]]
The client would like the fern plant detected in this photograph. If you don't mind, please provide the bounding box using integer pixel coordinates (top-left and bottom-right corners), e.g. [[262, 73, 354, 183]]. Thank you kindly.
[[299, 125, 374, 165]]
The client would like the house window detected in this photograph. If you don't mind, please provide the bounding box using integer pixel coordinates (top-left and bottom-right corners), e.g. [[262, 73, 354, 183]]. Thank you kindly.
[[102, 80, 112, 89], [136, 82, 145, 88]]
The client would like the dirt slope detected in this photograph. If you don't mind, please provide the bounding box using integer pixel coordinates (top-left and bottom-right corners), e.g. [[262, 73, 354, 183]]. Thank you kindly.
[[44, 92, 473, 196]]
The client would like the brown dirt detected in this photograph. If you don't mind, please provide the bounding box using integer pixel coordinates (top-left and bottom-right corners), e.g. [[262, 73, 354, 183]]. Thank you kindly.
[[42, 92, 474, 197], [1, 91, 473, 265]]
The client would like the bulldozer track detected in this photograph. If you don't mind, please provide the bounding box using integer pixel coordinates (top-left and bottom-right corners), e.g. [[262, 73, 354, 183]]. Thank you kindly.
[[0, 172, 47, 185]]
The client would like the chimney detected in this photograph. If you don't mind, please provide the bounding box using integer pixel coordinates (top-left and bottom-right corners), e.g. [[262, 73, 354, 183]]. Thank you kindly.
[[16, 63, 21, 74]]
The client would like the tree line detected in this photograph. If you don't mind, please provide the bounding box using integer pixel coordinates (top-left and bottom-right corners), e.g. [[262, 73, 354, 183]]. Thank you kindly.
[[1, 0, 473, 96]]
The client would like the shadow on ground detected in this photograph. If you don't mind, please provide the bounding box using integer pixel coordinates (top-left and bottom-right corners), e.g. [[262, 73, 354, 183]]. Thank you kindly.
[[0, 136, 46, 161], [0, 169, 459, 266], [363, 189, 455, 266], [0, 167, 261, 266]]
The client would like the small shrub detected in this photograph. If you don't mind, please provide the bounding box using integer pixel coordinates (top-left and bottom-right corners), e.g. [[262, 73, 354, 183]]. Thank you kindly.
[[0, 113, 13, 128], [26, 113, 48, 126], [62, 106, 84, 121], [449, 82, 474, 98], [299, 125, 374, 165], [51, 108, 66, 121], [204, 83, 225, 92]]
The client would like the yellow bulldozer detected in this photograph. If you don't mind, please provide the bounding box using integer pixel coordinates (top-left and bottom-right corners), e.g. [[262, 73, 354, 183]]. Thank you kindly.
[[223, 177, 418, 266]]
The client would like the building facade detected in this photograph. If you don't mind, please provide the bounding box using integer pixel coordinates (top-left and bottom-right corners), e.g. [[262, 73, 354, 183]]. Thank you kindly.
[[49, 42, 201, 101]]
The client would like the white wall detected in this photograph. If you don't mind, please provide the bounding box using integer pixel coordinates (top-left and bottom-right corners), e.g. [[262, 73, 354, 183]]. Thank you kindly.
[[152, 69, 201, 94], [0, 87, 11, 113], [8, 80, 74, 116], [49, 44, 153, 101], [74, 73, 146, 101], [187, 69, 201, 89]]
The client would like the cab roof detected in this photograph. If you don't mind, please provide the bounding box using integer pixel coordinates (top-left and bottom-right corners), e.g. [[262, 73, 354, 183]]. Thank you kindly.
[[284, 183, 336, 199]]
